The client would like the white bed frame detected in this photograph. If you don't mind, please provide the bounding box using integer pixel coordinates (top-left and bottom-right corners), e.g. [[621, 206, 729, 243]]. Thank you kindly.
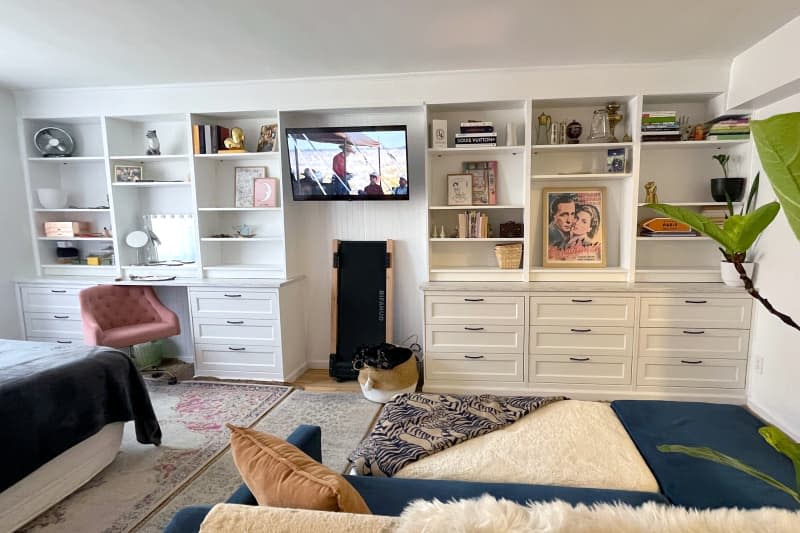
[[0, 422, 124, 531]]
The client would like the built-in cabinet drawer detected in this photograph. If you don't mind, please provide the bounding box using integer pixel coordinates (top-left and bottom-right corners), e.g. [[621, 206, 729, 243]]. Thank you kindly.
[[20, 285, 84, 313], [639, 297, 752, 329], [426, 352, 523, 382], [194, 343, 282, 379], [28, 335, 84, 345], [638, 328, 749, 360], [425, 295, 524, 325], [530, 296, 635, 327], [530, 355, 632, 385], [636, 356, 746, 389], [425, 324, 524, 354], [189, 289, 278, 319], [529, 326, 633, 357], [193, 317, 281, 346], [24, 312, 83, 338]]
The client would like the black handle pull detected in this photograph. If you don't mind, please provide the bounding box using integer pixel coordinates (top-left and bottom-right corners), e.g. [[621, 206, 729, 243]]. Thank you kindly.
[[50, 289, 67, 293], [464, 354, 485, 359], [226, 320, 244, 325], [682, 330, 705, 335], [464, 327, 484, 331], [571, 299, 593, 303], [685, 300, 707, 304], [56, 340, 72, 344], [228, 346, 246, 351], [224, 294, 242, 298], [53, 315, 70, 319], [569, 357, 590, 362], [570, 328, 592, 333], [681, 359, 703, 364], [464, 298, 484, 302]]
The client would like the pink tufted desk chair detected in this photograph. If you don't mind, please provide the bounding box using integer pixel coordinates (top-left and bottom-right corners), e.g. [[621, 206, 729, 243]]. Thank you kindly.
[[79, 285, 180, 349]]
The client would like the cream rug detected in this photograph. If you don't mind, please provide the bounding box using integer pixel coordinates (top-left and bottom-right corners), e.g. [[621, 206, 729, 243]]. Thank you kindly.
[[18, 381, 291, 533]]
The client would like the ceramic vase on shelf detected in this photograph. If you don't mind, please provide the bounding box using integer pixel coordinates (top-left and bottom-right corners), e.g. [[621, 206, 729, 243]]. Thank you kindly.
[[720, 261, 754, 287], [710, 178, 747, 202]]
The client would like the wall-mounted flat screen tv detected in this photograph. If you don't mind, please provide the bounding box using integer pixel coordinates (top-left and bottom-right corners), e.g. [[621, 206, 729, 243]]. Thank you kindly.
[[286, 125, 409, 201]]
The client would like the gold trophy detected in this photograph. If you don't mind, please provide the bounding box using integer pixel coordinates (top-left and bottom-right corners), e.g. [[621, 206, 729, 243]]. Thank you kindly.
[[606, 102, 623, 143]]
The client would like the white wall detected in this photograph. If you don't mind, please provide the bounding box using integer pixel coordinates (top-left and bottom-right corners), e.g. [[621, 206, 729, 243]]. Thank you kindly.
[[745, 92, 800, 440], [0, 89, 34, 338]]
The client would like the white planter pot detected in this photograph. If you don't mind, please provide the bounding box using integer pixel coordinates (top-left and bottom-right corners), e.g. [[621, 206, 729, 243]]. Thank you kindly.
[[720, 261, 754, 287]]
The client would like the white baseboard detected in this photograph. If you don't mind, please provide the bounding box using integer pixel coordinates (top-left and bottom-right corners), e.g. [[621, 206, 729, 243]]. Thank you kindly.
[[308, 359, 328, 369], [747, 398, 800, 441]]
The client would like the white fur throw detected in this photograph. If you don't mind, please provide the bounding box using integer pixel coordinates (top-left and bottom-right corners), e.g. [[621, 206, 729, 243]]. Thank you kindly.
[[198, 504, 397, 532], [397, 495, 800, 533]]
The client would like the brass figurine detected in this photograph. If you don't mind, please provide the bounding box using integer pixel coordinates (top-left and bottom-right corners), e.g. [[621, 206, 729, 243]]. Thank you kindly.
[[644, 181, 659, 204], [222, 127, 246, 152], [606, 102, 623, 143]]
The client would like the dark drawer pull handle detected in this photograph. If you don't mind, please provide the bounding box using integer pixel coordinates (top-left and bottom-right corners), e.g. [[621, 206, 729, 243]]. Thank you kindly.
[[569, 357, 590, 362], [681, 359, 703, 364], [50, 289, 67, 293], [56, 340, 72, 344], [464, 327, 484, 331], [53, 315, 70, 319], [228, 346, 246, 351], [226, 320, 244, 325], [571, 299, 593, 303], [685, 300, 707, 304], [464, 298, 484, 302], [683, 330, 705, 335], [224, 294, 242, 298], [464, 354, 484, 359], [570, 328, 592, 333]]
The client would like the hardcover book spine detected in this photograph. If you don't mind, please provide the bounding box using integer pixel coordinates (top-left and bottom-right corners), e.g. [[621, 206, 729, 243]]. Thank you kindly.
[[459, 121, 493, 128], [198, 125, 206, 154], [459, 126, 495, 134], [204, 125, 213, 154], [192, 125, 200, 154]]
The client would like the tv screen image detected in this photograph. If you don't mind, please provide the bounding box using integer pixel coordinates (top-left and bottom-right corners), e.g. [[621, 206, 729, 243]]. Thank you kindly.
[[286, 125, 409, 201]]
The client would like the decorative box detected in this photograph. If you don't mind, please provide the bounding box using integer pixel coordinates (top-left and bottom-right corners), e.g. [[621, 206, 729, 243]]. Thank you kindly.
[[44, 221, 90, 237]]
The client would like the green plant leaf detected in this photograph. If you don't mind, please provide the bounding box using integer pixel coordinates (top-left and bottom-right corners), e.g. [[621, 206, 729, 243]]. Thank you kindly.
[[744, 172, 760, 216], [721, 202, 780, 254], [751, 113, 800, 240], [658, 444, 800, 503], [645, 203, 737, 253], [759, 425, 800, 490]]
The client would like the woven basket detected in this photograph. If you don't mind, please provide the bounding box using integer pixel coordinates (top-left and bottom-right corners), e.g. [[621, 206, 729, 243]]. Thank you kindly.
[[495, 243, 523, 269]]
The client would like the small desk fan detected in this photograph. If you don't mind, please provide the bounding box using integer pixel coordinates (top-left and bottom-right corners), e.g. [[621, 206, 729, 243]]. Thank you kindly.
[[33, 127, 75, 157]]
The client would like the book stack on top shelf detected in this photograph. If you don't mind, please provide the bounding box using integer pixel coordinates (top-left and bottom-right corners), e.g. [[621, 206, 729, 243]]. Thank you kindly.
[[455, 121, 497, 147], [641, 112, 681, 142], [192, 124, 230, 154], [705, 115, 751, 141], [457, 211, 490, 238]]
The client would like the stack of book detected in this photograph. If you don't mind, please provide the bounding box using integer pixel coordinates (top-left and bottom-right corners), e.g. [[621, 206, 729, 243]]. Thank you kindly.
[[705, 115, 750, 141], [641, 112, 681, 142], [457, 211, 489, 238], [455, 121, 496, 147], [192, 124, 231, 154], [700, 206, 729, 226]]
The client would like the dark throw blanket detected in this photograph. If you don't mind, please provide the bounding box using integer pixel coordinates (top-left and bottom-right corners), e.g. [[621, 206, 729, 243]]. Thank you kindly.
[[348, 392, 564, 477], [0, 340, 162, 492]]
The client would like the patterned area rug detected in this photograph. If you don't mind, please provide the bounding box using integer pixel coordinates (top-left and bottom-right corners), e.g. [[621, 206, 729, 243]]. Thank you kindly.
[[19, 381, 291, 533], [133, 391, 383, 533]]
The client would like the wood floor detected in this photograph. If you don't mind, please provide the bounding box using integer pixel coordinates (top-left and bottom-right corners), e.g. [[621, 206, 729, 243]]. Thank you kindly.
[[290, 368, 362, 392]]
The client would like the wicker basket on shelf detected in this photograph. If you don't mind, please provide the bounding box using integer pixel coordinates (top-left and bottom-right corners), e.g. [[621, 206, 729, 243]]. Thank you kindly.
[[495, 243, 523, 269]]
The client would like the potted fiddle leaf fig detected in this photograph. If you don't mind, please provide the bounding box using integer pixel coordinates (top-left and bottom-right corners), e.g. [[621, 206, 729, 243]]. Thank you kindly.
[[710, 153, 747, 202]]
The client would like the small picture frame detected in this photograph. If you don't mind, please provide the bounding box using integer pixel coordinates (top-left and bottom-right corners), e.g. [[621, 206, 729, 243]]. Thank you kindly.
[[607, 148, 626, 173], [257, 124, 279, 153], [543, 187, 606, 268], [253, 177, 279, 207], [114, 164, 143, 182], [447, 174, 472, 206], [234, 167, 267, 207]]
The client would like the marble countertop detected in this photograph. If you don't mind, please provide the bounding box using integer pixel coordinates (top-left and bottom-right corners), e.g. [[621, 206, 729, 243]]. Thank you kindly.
[[16, 275, 305, 288], [420, 281, 746, 294]]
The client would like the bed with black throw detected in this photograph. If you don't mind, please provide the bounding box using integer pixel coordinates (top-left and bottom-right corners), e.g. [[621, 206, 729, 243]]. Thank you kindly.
[[0, 339, 162, 530]]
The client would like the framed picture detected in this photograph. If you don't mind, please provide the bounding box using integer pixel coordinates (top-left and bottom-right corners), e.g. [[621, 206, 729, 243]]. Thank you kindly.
[[234, 167, 267, 207], [254, 177, 279, 207], [447, 174, 472, 206], [542, 187, 606, 267], [114, 164, 143, 182], [257, 124, 279, 153]]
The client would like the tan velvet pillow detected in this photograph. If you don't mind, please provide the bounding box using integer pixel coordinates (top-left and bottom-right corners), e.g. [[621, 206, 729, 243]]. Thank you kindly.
[[227, 424, 371, 514]]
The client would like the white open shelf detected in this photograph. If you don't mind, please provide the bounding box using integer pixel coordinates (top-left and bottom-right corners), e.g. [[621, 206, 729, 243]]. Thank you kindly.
[[430, 238, 524, 242], [637, 202, 741, 207], [529, 267, 629, 282], [34, 208, 110, 212], [428, 205, 523, 210], [197, 207, 281, 212], [200, 237, 282, 242], [28, 156, 105, 163], [533, 173, 632, 180], [641, 139, 750, 149], [194, 152, 280, 161], [109, 154, 189, 161], [428, 145, 525, 156], [111, 181, 191, 187], [36, 236, 113, 241], [532, 142, 632, 151], [635, 267, 721, 283], [636, 236, 712, 241]]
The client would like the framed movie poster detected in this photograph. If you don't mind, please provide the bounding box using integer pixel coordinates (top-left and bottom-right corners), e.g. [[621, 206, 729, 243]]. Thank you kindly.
[[447, 174, 472, 206], [542, 187, 606, 267], [234, 167, 266, 207]]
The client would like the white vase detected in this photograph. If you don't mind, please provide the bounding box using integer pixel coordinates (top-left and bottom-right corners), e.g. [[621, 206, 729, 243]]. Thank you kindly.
[[720, 261, 754, 287]]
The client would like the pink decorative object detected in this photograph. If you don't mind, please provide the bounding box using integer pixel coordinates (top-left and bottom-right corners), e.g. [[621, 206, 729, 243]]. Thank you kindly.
[[253, 177, 278, 207]]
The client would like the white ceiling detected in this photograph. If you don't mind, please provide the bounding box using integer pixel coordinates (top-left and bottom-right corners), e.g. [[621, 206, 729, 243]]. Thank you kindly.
[[2, 1, 798, 91]]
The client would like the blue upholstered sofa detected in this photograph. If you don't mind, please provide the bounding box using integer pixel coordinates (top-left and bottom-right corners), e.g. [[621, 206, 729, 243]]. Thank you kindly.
[[164, 401, 800, 533]]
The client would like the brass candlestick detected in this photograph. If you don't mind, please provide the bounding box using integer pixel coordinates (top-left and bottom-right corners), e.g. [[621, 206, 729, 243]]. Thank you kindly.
[[606, 102, 623, 143]]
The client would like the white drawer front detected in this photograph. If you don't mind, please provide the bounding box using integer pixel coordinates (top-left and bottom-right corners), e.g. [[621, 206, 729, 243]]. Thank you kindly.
[[28, 335, 84, 346], [425, 296, 524, 325], [639, 298, 752, 329], [638, 328, 749, 360], [530, 296, 635, 326], [425, 325, 524, 354], [636, 356, 746, 389], [193, 318, 281, 346], [530, 355, 632, 385], [190, 289, 278, 319], [24, 312, 83, 337], [194, 343, 283, 379], [426, 352, 523, 382], [20, 285, 84, 313], [529, 326, 633, 357]]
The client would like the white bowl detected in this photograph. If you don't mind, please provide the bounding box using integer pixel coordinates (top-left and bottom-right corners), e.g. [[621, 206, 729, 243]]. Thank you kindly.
[[37, 188, 68, 209]]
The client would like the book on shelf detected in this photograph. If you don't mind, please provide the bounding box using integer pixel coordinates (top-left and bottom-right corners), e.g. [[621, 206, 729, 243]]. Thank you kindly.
[[192, 124, 232, 154], [639, 230, 700, 237], [642, 123, 680, 130], [456, 211, 489, 238], [462, 161, 498, 205], [455, 136, 497, 146], [642, 112, 677, 124], [455, 132, 498, 139], [460, 121, 493, 128], [705, 134, 750, 141]]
